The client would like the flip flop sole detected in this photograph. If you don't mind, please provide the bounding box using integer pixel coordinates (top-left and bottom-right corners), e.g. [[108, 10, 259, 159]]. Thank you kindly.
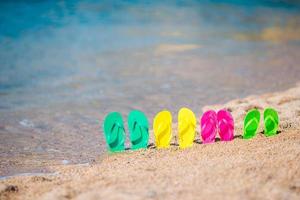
[[153, 110, 172, 148], [217, 109, 234, 141], [201, 110, 217, 144], [264, 108, 279, 137], [103, 112, 125, 152], [128, 110, 149, 150], [178, 107, 196, 149], [243, 109, 260, 139]]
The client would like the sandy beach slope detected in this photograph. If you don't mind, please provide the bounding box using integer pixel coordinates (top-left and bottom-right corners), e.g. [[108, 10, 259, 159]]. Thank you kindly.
[[1, 84, 300, 200]]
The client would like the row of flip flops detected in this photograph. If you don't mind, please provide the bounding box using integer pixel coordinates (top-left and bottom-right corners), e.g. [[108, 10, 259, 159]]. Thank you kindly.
[[103, 107, 279, 152]]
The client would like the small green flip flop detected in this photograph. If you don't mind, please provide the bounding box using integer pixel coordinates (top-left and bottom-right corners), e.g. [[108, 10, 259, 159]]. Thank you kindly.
[[263, 108, 279, 137], [128, 110, 149, 150], [243, 109, 260, 139], [103, 112, 125, 152]]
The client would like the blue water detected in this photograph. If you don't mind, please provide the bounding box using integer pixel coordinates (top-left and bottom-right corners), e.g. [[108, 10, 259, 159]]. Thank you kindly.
[[0, 0, 300, 176]]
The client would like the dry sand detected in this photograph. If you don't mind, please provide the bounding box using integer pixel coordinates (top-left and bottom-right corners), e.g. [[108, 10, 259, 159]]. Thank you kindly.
[[1, 84, 300, 200]]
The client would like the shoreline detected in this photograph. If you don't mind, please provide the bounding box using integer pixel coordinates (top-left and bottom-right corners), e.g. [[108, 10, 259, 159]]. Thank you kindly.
[[1, 84, 300, 200]]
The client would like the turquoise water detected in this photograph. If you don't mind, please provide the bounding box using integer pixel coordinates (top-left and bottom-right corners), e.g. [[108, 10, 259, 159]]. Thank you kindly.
[[0, 1, 300, 176]]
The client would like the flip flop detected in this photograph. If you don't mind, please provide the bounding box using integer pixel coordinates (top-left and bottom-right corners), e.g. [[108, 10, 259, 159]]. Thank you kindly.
[[153, 110, 172, 148], [128, 110, 149, 150], [217, 109, 234, 141], [263, 108, 279, 137], [243, 109, 260, 139], [103, 112, 125, 152], [178, 107, 196, 149], [200, 110, 217, 144]]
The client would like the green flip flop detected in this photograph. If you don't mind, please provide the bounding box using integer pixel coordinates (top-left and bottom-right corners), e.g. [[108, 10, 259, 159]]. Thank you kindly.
[[128, 110, 149, 150], [103, 112, 125, 152], [243, 109, 260, 139], [263, 108, 279, 137]]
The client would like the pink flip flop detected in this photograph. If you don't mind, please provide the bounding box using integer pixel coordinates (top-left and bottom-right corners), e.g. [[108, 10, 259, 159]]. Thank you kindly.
[[217, 109, 234, 141], [200, 110, 218, 144]]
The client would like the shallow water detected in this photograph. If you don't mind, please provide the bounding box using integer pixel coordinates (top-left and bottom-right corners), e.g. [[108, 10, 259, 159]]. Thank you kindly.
[[1, 1, 300, 176]]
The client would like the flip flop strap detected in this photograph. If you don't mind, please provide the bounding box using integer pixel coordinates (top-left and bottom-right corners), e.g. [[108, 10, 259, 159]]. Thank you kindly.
[[264, 115, 278, 133], [157, 122, 168, 135], [156, 122, 170, 145], [179, 118, 195, 135], [245, 117, 259, 131], [109, 122, 124, 145], [202, 118, 216, 132], [131, 121, 148, 144], [219, 119, 228, 131], [219, 118, 233, 129]]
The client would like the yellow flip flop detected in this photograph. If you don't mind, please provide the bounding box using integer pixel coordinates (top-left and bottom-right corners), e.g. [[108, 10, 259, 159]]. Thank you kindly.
[[178, 107, 196, 149], [153, 110, 172, 148]]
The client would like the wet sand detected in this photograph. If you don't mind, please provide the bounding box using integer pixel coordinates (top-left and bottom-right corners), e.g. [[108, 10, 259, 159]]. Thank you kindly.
[[1, 84, 300, 200]]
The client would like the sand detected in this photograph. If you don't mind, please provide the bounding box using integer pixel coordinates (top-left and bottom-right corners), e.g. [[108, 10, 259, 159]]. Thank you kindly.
[[1, 84, 300, 200]]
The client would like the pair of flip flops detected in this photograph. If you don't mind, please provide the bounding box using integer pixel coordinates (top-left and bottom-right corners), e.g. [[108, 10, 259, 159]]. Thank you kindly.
[[243, 108, 279, 139], [201, 109, 234, 143], [103, 110, 149, 152], [153, 108, 196, 149]]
